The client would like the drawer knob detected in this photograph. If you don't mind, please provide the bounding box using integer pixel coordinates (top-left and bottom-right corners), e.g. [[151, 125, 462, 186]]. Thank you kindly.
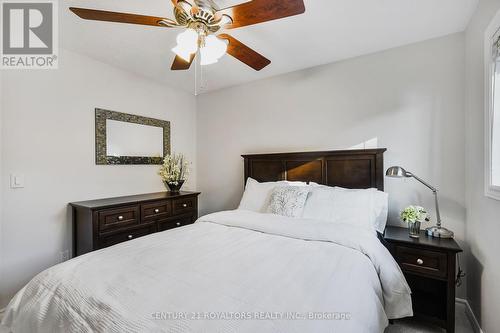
[[182, 203, 187, 208], [417, 258, 424, 265], [128, 235, 133, 239], [154, 209, 160, 213], [176, 222, 181, 226], [117, 215, 124, 221]]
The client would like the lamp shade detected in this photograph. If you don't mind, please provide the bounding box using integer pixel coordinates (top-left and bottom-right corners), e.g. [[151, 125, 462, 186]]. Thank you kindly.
[[200, 35, 228, 66], [386, 166, 410, 178], [172, 29, 199, 62]]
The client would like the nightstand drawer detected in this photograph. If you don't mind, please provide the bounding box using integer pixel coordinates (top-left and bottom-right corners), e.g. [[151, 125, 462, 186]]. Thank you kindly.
[[172, 197, 196, 215], [141, 200, 171, 220], [98, 205, 140, 232], [395, 245, 447, 278]]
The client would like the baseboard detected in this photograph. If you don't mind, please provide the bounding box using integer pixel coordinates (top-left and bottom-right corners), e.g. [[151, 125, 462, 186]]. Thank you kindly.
[[456, 298, 483, 333]]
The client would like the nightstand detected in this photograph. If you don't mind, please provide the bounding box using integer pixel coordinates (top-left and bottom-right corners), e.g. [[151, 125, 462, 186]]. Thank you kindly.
[[383, 226, 463, 333]]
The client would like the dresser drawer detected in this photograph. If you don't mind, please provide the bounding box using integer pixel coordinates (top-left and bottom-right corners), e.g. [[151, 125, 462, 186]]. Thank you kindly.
[[158, 213, 195, 232], [172, 197, 197, 215], [98, 205, 140, 232], [395, 245, 447, 278], [141, 200, 171, 220], [98, 224, 156, 248]]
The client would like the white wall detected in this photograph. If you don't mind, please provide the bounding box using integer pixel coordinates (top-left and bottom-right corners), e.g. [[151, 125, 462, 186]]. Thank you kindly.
[[464, 0, 500, 331], [197, 33, 467, 296], [0, 49, 197, 308], [0, 68, 4, 310]]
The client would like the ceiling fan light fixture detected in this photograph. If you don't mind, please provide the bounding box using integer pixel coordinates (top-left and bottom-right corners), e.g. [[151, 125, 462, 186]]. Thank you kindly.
[[172, 28, 199, 62], [200, 35, 228, 66], [172, 45, 194, 62], [200, 48, 220, 65]]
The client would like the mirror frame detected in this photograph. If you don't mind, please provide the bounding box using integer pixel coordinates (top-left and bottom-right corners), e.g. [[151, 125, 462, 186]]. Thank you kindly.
[[95, 108, 171, 165]]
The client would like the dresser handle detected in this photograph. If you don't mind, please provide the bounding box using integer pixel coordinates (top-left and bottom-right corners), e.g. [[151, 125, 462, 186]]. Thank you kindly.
[[182, 203, 187, 208], [154, 209, 160, 213], [117, 215, 124, 221], [417, 258, 424, 265], [128, 235, 133, 239], [176, 222, 181, 226]]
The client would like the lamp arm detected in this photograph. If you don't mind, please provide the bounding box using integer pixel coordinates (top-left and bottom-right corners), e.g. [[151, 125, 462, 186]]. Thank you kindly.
[[407, 172, 442, 227], [433, 190, 442, 227], [407, 172, 437, 192]]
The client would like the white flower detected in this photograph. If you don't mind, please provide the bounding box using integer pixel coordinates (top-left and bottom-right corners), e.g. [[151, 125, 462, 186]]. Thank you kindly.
[[158, 153, 190, 183], [400, 205, 429, 223]]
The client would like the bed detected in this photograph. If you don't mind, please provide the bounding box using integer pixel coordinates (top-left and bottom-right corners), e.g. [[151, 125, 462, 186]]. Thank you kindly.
[[1, 149, 412, 333]]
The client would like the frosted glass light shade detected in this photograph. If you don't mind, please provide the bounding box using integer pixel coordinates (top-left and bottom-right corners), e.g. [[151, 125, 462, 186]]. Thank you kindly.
[[200, 35, 228, 66], [200, 47, 218, 65], [172, 29, 198, 62]]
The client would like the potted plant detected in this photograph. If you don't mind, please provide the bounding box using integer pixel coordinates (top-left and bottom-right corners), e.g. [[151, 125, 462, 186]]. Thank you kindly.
[[158, 153, 190, 193], [400, 205, 430, 238]]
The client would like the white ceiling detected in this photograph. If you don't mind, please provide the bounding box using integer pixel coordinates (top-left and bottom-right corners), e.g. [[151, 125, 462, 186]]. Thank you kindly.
[[62, 0, 478, 94]]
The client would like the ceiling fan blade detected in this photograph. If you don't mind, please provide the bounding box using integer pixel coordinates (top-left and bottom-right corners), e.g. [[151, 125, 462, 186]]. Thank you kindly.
[[69, 7, 175, 27], [218, 34, 270, 71], [219, 0, 305, 29], [171, 54, 196, 70]]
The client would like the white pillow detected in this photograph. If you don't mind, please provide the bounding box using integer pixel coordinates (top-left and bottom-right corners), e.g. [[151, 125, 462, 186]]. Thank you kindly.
[[301, 186, 336, 221], [268, 186, 310, 218], [330, 187, 376, 232], [302, 185, 388, 233], [334, 187, 388, 233], [282, 181, 310, 186], [371, 190, 389, 233], [238, 178, 307, 212]]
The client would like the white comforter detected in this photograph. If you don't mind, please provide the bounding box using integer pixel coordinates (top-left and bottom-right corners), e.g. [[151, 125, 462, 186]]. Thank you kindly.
[[1, 210, 412, 333]]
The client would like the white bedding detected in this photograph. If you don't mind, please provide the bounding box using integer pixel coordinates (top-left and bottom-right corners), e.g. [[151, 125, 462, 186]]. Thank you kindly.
[[1, 210, 412, 333]]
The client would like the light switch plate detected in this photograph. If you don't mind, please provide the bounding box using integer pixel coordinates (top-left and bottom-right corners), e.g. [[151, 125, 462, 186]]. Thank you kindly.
[[10, 174, 25, 188]]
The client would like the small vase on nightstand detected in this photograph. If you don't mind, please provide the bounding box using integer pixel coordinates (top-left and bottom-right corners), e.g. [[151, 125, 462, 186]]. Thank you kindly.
[[401, 205, 429, 239], [407, 221, 421, 238]]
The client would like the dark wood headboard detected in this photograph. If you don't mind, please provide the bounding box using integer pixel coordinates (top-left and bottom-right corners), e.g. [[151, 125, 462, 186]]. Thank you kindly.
[[242, 149, 386, 191]]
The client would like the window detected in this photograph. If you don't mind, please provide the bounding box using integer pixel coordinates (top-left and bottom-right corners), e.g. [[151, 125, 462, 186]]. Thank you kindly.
[[493, 53, 500, 187], [485, 12, 500, 200]]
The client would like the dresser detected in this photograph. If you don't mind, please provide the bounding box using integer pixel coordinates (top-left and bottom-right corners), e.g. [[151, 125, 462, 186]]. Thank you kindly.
[[383, 226, 463, 333], [70, 191, 200, 256]]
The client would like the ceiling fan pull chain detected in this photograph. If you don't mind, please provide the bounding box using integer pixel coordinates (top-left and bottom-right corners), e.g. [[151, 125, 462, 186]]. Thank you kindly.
[[200, 57, 205, 93], [194, 51, 207, 95], [195, 51, 199, 96]]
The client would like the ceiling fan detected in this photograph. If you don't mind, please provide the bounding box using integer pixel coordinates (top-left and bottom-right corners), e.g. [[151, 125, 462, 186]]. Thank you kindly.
[[69, 0, 306, 71]]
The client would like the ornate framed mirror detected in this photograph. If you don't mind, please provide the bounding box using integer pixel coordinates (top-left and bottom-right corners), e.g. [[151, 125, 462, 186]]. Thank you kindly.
[[95, 108, 171, 165]]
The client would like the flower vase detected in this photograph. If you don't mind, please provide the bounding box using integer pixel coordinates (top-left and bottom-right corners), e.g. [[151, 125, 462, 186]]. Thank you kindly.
[[408, 221, 421, 238], [164, 180, 185, 193]]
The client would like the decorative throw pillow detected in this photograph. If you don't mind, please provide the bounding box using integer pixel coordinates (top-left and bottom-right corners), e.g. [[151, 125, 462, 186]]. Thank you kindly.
[[238, 178, 309, 213], [268, 186, 310, 218]]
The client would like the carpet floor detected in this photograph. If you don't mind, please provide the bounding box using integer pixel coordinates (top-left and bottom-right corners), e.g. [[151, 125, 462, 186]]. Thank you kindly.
[[385, 302, 475, 333]]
